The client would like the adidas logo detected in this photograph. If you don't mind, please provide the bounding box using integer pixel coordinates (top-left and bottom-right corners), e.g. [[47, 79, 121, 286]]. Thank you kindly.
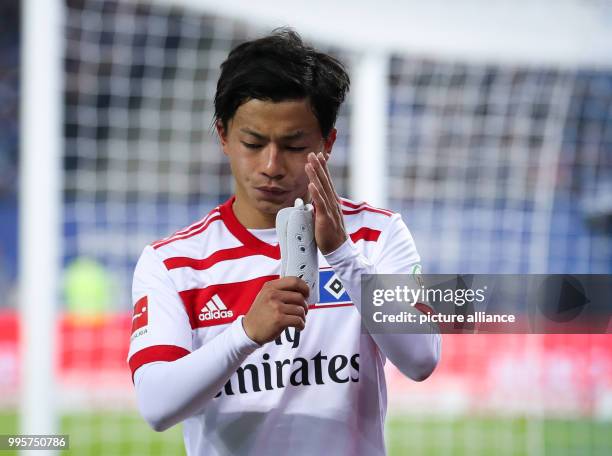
[[199, 294, 233, 321]]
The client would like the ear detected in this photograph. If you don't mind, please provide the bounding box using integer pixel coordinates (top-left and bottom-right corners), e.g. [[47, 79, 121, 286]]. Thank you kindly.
[[216, 120, 229, 154], [323, 128, 337, 156], [323, 128, 338, 155]]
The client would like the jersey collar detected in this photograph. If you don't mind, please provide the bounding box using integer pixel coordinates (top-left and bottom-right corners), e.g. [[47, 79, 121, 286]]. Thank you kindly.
[[219, 196, 281, 260]]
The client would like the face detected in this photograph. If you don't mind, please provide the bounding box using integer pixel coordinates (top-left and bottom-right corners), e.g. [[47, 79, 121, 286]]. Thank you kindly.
[[217, 98, 336, 227]]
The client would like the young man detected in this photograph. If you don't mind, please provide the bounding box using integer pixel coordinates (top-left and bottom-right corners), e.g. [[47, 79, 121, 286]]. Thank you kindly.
[[128, 29, 441, 455]]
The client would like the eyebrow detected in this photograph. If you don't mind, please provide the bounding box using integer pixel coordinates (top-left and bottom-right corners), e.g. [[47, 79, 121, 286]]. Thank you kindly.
[[240, 128, 306, 141]]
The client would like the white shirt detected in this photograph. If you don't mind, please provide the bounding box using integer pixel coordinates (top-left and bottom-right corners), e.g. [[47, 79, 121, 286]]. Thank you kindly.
[[128, 195, 441, 456]]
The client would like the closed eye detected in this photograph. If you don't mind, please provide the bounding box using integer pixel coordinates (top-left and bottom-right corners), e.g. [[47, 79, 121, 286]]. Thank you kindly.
[[242, 142, 263, 149], [286, 146, 307, 152]]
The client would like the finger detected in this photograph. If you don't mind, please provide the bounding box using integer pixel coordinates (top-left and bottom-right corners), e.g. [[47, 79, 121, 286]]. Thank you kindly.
[[305, 161, 325, 195], [306, 163, 333, 215], [308, 152, 335, 204], [321, 152, 341, 205], [310, 153, 343, 220], [307, 153, 335, 211], [281, 303, 307, 319], [318, 151, 337, 195], [310, 152, 337, 205], [282, 314, 306, 331], [308, 181, 330, 218], [274, 276, 310, 298], [321, 152, 346, 222], [275, 290, 309, 310]]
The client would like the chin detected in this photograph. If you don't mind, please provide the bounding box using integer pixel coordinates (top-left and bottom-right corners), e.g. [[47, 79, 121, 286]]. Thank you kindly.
[[248, 189, 307, 215], [254, 196, 291, 215]]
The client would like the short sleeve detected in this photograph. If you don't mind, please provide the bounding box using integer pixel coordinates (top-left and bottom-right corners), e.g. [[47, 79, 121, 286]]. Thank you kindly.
[[127, 245, 193, 379]]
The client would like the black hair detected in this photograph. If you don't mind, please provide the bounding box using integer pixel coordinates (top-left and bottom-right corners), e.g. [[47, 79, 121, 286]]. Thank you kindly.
[[214, 28, 350, 138]]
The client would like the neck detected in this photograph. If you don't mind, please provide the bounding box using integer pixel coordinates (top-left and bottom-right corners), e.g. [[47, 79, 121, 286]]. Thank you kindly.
[[232, 197, 276, 229]]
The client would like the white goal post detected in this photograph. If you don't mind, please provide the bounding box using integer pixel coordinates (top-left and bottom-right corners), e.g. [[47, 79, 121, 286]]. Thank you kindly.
[[20, 0, 64, 446]]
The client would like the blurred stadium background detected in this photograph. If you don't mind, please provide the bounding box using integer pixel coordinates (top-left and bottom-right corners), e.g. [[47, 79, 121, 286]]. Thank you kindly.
[[1, 0, 612, 454]]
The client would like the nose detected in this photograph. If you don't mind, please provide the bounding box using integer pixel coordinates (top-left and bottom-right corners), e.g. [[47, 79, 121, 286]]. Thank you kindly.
[[261, 144, 285, 180]]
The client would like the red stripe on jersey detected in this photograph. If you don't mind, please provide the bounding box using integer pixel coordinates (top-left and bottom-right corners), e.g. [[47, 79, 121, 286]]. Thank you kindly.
[[349, 227, 381, 243], [164, 245, 279, 271], [414, 302, 435, 316], [128, 345, 190, 382], [337, 198, 366, 209], [153, 215, 222, 250], [342, 206, 393, 217], [151, 211, 219, 248], [171, 210, 219, 237], [309, 302, 354, 310], [338, 198, 394, 216], [131, 296, 148, 333], [219, 196, 280, 259], [180, 275, 279, 329]]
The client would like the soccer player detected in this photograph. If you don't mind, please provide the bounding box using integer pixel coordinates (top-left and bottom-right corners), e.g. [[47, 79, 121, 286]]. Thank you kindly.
[[128, 29, 441, 455]]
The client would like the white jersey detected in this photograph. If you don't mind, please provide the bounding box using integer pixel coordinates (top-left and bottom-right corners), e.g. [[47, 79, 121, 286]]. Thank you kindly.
[[128, 195, 428, 456]]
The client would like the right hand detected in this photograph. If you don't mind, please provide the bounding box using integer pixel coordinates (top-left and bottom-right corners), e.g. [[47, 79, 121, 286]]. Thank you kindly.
[[242, 277, 310, 346]]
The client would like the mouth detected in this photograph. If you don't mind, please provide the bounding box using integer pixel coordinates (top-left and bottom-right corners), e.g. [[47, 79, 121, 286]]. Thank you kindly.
[[254, 186, 290, 200]]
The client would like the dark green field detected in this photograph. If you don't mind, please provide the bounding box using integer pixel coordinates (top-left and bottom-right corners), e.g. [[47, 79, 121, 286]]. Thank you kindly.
[[1, 411, 610, 455]]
